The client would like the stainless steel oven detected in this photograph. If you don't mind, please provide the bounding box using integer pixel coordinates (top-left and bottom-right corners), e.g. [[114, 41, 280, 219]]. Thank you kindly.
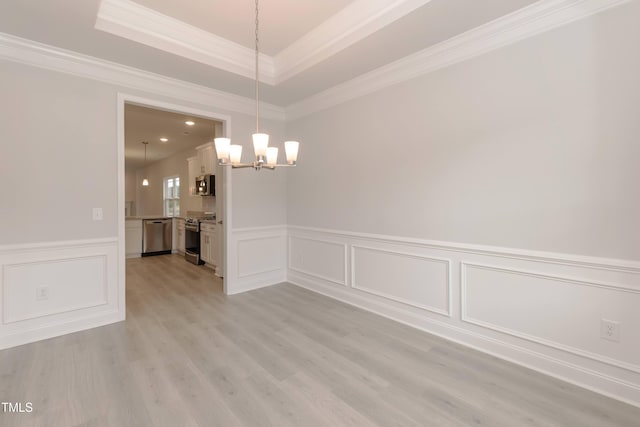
[[184, 219, 204, 265]]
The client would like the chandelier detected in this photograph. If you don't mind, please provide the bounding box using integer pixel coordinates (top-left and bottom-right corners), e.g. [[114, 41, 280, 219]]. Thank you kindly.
[[213, 0, 299, 170]]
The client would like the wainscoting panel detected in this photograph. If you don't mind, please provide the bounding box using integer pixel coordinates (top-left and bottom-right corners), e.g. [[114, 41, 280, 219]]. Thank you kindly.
[[352, 245, 450, 316], [286, 225, 640, 407], [228, 226, 287, 295], [3, 256, 108, 324], [289, 236, 347, 286], [462, 262, 640, 373], [0, 238, 120, 350]]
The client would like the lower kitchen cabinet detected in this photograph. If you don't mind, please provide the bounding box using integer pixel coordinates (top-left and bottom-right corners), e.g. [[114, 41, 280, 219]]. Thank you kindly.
[[200, 222, 217, 267], [175, 218, 185, 253], [125, 219, 142, 258]]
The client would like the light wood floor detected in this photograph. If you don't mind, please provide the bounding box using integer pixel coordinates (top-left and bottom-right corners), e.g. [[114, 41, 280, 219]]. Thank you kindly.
[[1, 254, 638, 426]]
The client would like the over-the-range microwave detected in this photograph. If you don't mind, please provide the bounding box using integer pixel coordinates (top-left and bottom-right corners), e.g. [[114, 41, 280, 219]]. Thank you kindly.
[[195, 174, 215, 196]]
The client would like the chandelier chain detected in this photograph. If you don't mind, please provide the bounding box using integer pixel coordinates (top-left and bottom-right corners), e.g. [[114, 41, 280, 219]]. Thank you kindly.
[[255, 0, 260, 133]]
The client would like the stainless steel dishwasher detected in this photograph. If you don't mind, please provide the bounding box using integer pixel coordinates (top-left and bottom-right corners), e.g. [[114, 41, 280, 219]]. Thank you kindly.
[[142, 219, 172, 256]]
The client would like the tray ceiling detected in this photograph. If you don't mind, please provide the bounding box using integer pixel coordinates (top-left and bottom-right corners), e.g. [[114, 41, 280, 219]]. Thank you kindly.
[[1, 0, 606, 108], [131, 0, 356, 55]]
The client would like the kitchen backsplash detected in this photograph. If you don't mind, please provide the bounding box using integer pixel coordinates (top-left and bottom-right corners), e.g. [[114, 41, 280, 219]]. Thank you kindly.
[[202, 196, 216, 213]]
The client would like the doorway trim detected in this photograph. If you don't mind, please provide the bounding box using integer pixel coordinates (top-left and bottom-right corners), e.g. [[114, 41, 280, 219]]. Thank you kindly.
[[116, 93, 233, 315]]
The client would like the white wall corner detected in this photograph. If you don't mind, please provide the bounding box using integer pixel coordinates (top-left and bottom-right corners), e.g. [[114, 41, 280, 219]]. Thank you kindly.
[[226, 226, 288, 295]]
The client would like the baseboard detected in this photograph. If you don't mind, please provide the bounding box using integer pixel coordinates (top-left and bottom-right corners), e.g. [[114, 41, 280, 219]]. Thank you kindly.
[[286, 225, 640, 407], [228, 270, 287, 295], [0, 309, 122, 350]]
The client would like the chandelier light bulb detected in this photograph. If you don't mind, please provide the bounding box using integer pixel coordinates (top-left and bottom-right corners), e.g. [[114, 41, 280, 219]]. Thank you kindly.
[[266, 147, 278, 166], [284, 141, 299, 165], [229, 144, 243, 164], [214, 138, 231, 164], [252, 133, 269, 160]]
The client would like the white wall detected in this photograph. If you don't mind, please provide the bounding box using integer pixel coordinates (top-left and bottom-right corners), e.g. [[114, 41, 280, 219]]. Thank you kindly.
[[124, 169, 137, 209], [286, 3, 640, 262], [0, 63, 118, 245], [285, 3, 640, 406], [230, 113, 289, 228], [133, 146, 197, 216]]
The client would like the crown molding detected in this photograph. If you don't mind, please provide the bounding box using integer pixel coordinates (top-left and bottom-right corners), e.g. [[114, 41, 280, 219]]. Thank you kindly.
[[95, 0, 276, 85], [0, 32, 285, 121], [0, 0, 630, 123], [94, 0, 433, 85], [285, 0, 631, 120], [272, 0, 433, 84]]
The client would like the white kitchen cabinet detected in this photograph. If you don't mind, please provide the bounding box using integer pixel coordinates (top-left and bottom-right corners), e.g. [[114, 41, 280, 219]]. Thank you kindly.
[[200, 222, 217, 267], [187, 143, 216, 196], [187, 156, 198, 196], [200, 233, 209, 264], [125, 219, 143, 258], [175, 218, 185, 253], [196, 142, 216, 176]]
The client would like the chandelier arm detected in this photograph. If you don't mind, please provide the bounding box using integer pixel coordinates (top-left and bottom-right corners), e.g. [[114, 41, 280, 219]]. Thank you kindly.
[[220, 162, 296, 169]]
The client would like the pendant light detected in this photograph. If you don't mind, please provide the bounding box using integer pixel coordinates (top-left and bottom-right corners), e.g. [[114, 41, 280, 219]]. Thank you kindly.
[[141, 141, 149, 186], [213, 0, 299, 170]]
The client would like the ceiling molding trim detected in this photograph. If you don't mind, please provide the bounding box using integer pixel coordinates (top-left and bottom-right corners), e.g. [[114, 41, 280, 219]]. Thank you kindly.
[[0, 32, 285, 121], [94, 0, 434, 85], [273, 0, 433, 84], [285, 0, 631, 120], [95, 0, 276, 85]]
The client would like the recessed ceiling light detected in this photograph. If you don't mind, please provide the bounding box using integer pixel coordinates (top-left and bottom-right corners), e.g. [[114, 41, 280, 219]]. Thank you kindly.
[[185, 120, 195, 126], [160, 137, 168, 142]]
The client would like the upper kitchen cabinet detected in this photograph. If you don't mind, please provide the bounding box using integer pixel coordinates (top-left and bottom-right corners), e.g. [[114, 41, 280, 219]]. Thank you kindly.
[[187, 156, 199, 195], [188, 142, 216, 195], [195, 142, 216, 176]]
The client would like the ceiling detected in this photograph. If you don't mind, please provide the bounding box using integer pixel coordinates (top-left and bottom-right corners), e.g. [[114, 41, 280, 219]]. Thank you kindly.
[[0, 0, 538, 106], [125, 104, 221, 172]]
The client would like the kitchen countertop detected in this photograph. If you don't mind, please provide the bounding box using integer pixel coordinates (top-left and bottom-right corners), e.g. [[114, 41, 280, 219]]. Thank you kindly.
[[125, 216, 173, 220]]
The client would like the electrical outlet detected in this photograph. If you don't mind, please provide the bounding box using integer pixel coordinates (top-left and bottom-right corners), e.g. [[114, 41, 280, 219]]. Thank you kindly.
[[36, 286, 49, 301], [601, 319, 621, 342], [92, 207, 103, 221]]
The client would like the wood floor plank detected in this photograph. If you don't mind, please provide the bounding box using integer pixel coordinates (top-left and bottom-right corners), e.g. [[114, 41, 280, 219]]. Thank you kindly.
[[0, 254, 638, 427]]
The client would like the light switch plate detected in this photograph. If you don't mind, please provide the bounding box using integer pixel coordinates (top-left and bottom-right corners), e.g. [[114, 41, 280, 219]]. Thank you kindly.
[[36, 286, 49, 301], [92, 208, 103, 221]]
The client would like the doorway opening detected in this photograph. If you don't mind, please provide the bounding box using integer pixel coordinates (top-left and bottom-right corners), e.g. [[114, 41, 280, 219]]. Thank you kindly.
[[117, 94, 232, 314]]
